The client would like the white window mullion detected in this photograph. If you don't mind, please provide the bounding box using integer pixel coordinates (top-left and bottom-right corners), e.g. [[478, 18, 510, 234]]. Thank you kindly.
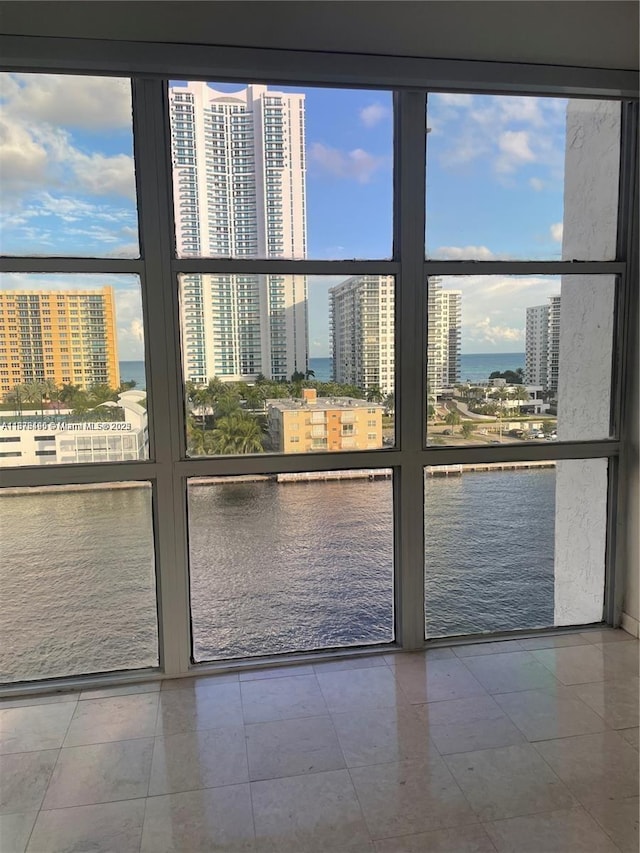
[[132, 78, 191, 676]]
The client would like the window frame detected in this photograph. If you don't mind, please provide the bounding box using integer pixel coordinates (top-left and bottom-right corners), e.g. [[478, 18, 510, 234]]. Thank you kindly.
[[0, 35, 637, 692]]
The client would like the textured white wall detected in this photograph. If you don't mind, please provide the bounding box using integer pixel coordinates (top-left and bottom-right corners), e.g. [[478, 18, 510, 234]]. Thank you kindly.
[[554, 101, 620, 625]]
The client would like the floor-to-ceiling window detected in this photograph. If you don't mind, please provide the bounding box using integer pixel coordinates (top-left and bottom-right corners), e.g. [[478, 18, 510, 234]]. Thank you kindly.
[[0, 45, 636, 688]]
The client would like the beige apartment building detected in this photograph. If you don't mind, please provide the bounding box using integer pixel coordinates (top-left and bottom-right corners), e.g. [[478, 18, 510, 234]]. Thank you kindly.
[[0, 288, 120, 400], [267, 388, 384, 452]]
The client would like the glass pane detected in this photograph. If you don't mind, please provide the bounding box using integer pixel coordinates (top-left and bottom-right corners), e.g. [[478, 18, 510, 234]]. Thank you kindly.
[[426, 94, 620, 260], [181, 274, 395, 456], [169, 81, 392, 259], [425, 275, 615, 447], [188, 470, 394, 660], [0, 482, 157, 682], [424, 459, 608, 638], [0, 74, 138, 257], [0, 274, 149, 466]]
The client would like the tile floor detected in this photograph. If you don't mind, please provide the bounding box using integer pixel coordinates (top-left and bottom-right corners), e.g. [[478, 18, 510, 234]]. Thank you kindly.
[[0, 628, 638, 852]]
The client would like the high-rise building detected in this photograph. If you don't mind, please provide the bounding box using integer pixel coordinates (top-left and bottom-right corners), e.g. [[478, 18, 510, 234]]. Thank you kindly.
[[427, 278, 462, 392], [329, 275, 395, 395], [0, 288, 119, 400], [525, 295, 561, 394], [170, 82, 308, 383], [329, 275, 461, 396]]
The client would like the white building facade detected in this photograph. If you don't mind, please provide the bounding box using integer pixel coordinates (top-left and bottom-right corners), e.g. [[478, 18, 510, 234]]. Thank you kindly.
[[525, 295, 561, 394], [329, 275, 395, 395], [427, 278, 462, 392], [170, 82, 308, 383]]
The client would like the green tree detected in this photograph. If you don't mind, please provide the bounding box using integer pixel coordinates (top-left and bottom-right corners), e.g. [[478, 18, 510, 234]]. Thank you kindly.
[[444, 409, 461, 431], [542, 420, 556, 436], [209, 413, 265, 454], [366, 384, 383, 403], [461, 422, 475, 439]]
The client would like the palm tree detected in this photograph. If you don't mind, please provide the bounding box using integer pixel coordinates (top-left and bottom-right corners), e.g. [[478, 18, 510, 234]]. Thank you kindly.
[[444, 409, 461, 432], [41, 379, 62, 413], [366, 384, 383, 403], [209, 413, 265, 454], [22, 381, 46, 416]]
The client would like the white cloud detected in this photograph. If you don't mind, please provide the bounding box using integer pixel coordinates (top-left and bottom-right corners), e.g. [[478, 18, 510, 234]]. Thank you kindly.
[[309, 143, 386, 184], [495, 130, 536, 173], [550, 222, 563, 243], [529, 177, 545, 191], [427, 93, 567, 179], [467, 317, 524, 346], [438, 274, 561, 352], [0, 114, 49, 192], [435, 245, 497, 260], [359, 103, 390, 127], [1, 73, 132, 130], [431, 93, 473, 108]]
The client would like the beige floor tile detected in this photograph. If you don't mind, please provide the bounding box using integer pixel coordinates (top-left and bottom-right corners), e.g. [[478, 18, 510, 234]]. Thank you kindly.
[[484, 806, 619, 852], [239, 663, 315, 681], [42, 738, 153, 809], [531, 645, 608, 684], [599, 641, 640, 680], [619, 727, 639, 749], [453, 640, 525, 657], [0, 811, 37, 853], [0, 693, 79, 709], [415, 693, 523, 761], [159, 672, 239, 690], [149, 726, 248, 795], [316, 667, 408, 714], [517, 634, 593, 651], [251, 769, 372, 852], [26, 799, 146, 853], [426, 714, 525, 756], [444, 743, 576, 822], [241, 675, 328, 724], [534, 731, 639, 803], [0, 703, 76, 754], [393, 659, 487, 704], [156, 682, 243, 734], [573, 678, 639, 729], [384, 649, 457, 668], [79, 682, 160, 700], [246, 715, 344, 781], [141, 785, 255, 853], [332, 705, 435, 768], [494, 686, 607, 741], [63, 692, 159, 746], [313, 655, 389, 674], [582, 795, 640, 853], [580, 628, 636, 644], [350, 757, 477, 839], [373, 824, 496, 853], [0, 750, 58, 814], [462, 652, 560, 695]]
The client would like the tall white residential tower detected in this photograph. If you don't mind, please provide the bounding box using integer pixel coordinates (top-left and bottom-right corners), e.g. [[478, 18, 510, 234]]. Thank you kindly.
[[329, 276, 461, 396], [525, 295, 561, 394], [170, 82, 308, 383], [329, 275, 395, 395], [426, 278, 462, 392]]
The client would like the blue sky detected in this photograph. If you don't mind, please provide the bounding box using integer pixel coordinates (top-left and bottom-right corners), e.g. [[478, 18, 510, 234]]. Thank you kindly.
[[1, 75, 570, 359]]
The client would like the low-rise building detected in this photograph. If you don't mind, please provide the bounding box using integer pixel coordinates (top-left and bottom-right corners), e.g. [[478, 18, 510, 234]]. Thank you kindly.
[[0, 390, 148, 467], [266, 388, 384, 453]]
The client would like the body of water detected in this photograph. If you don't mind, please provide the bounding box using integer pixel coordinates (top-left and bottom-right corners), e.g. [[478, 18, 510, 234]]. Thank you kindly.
[[119, 353, 524, 394], [460, 352, 525, 384], [119, 360, 147, 391], [1, 469, 556, 682]]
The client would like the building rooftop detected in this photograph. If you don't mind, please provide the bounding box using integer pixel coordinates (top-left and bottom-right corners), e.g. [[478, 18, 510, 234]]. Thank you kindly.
[[266, 394, 383, 413]]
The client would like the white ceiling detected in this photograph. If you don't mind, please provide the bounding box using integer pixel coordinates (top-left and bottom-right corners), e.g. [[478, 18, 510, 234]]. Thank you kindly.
[[1, 1, 638, 72]]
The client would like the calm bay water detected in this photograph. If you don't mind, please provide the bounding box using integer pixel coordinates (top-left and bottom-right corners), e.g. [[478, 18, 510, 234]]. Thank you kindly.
[[0, 469, 555, 683]]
